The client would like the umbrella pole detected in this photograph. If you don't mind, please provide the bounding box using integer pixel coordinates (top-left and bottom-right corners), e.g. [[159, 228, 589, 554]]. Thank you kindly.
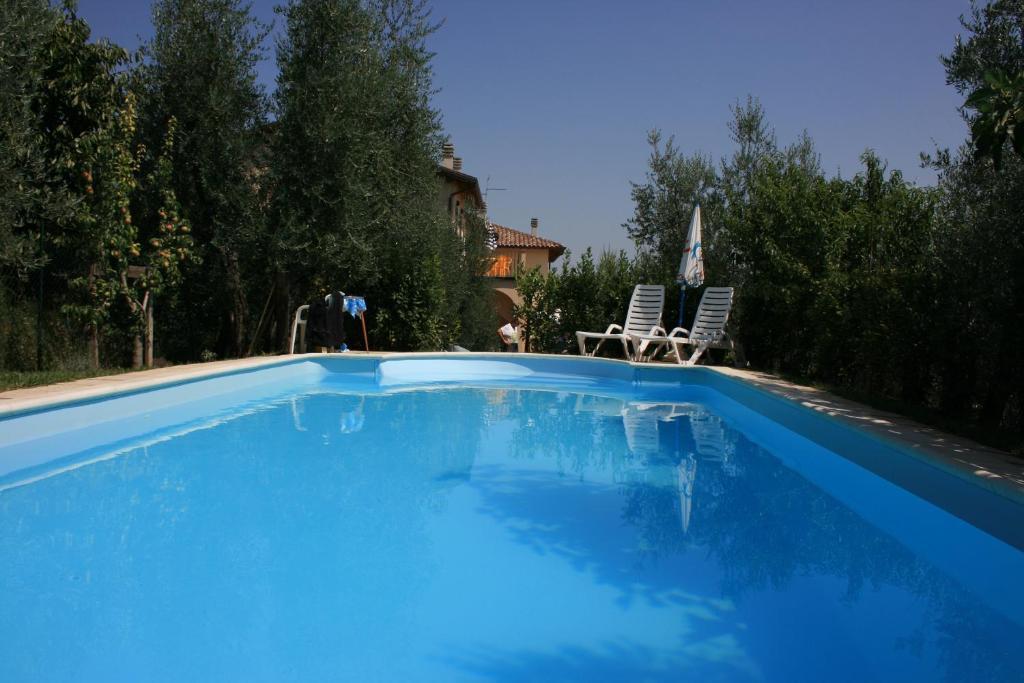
[[677, 286, 687, 329]]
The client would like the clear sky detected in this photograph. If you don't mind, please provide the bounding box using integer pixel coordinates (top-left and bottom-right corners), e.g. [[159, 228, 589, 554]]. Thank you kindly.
[[77, 0, 972, 259]]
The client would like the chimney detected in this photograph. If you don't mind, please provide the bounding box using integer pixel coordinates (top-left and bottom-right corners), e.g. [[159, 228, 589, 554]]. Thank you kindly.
[[453, 156, 463, 172], [442, 142, 454, 169], [530, 217, 539, 237]]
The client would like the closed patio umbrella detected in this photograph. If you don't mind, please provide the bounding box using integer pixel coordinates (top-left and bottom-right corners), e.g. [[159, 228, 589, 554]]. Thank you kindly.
[[677, 455, 697, 533], [675, 204, 705, 328]]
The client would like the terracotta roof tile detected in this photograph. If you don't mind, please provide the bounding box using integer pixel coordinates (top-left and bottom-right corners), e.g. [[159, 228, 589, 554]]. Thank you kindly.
[[491, 224, 565, 257]]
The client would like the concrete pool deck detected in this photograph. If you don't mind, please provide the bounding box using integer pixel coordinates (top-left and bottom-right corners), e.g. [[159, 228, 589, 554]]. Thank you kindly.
[[2, 352, 1022, 500]]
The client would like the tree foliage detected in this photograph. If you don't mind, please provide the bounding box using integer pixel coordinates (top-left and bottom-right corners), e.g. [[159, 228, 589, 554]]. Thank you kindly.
[[514, 249, 636, 354], [1, 0, 494, 370], [615, 94, 1014, 434], [0, 0, 66, 273], [932, 0, 1024, 434], [624, 130, 716, 281], [61, 93, 195, 367], [0, 2, 197, 370], [138, 0, 271, 359], [948, 1, 1024, 168], [602, 16, 1021, 445], [516, 17, 1023, 446], [965, 67, 1024, 168], [272, 0, 490, 351]]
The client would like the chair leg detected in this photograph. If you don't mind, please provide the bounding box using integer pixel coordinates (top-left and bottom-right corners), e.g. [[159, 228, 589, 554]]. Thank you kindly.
[[635, 338, 661, 362], [687, 343, 709, 365], [671, 341, 686, 365], [576, 333, 587, 356]]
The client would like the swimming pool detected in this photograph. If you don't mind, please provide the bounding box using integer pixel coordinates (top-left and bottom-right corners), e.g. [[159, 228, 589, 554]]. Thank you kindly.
[[1, 355, 1021, 681]]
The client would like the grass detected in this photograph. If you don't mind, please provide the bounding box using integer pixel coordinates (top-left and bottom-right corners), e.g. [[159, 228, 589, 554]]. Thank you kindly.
[[0, 367, 135, 392]]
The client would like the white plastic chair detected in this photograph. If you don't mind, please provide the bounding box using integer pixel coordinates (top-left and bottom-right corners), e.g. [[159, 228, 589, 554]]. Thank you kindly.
[[639, 287, 734, 365], [576, 285, 665, 360], [289, 305, 311, 354]]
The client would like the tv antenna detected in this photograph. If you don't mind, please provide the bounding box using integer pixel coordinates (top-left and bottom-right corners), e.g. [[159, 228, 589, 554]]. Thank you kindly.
[[484, 176, 507, 200]]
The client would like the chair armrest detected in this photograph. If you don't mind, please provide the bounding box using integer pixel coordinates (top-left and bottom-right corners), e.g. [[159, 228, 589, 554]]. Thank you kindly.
[[604, 323, 623, 335], [646, 326, 667, 337], [667, 327, 690, 338]]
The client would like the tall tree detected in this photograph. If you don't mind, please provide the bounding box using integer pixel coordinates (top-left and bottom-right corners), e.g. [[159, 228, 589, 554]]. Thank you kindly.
[[943, 0, 1024, 94], [61, 94, 195, 369], [1, 3, 196, 370], [0, 0, 68, 370], [139, 0, 271, 360], [930, 0, 1024, 429], [623, 130, 717, 282], [947, 1, 1024, 169], [0, 0, 64, 273], [27, 2, 135, 368], [964, 67, 1024, 168], [272, 0, 485, 350]]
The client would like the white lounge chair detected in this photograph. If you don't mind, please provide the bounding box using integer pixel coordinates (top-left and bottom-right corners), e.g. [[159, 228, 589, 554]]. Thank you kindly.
[[639, 286, 734, 365], [576, 285, 665, 361]]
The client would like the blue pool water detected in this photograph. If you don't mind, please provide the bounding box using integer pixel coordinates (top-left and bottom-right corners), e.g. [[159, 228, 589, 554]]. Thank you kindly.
[[1, 357, 1022, 682]]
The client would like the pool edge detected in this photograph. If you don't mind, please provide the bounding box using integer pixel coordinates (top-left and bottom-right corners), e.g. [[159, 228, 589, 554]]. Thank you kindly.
[[699, 366, 1024, 506], [2, 352, 1021, 506]]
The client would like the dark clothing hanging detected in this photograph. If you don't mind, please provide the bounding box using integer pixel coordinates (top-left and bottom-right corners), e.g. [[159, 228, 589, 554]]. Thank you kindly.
[[305, 299, 329, 349], [325, 291, 346, 346], [306, 291, 347, 349]]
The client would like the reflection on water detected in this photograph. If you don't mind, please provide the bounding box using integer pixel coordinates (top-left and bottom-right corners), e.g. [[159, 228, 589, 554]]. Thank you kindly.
[[571, 394, 735, 535], [500, 388, 1023, 681], [290, 394, 366, 434], [0, 386, 1021, 682]]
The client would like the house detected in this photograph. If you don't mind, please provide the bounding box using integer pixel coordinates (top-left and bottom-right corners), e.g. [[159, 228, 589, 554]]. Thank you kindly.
[[485, 219, 565, 328], [437, 142, 484, 229], [436, 143, 566, 343]]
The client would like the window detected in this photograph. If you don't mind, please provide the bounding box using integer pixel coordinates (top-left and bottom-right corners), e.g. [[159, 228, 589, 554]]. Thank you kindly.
[[486, 254, 514, 278]]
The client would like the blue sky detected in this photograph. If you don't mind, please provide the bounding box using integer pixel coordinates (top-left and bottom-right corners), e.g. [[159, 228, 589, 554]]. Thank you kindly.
[[77, 0, 971, 259]]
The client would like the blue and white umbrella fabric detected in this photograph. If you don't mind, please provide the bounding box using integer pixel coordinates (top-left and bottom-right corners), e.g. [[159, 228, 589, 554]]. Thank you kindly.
[[675, 204, 705, 327]]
